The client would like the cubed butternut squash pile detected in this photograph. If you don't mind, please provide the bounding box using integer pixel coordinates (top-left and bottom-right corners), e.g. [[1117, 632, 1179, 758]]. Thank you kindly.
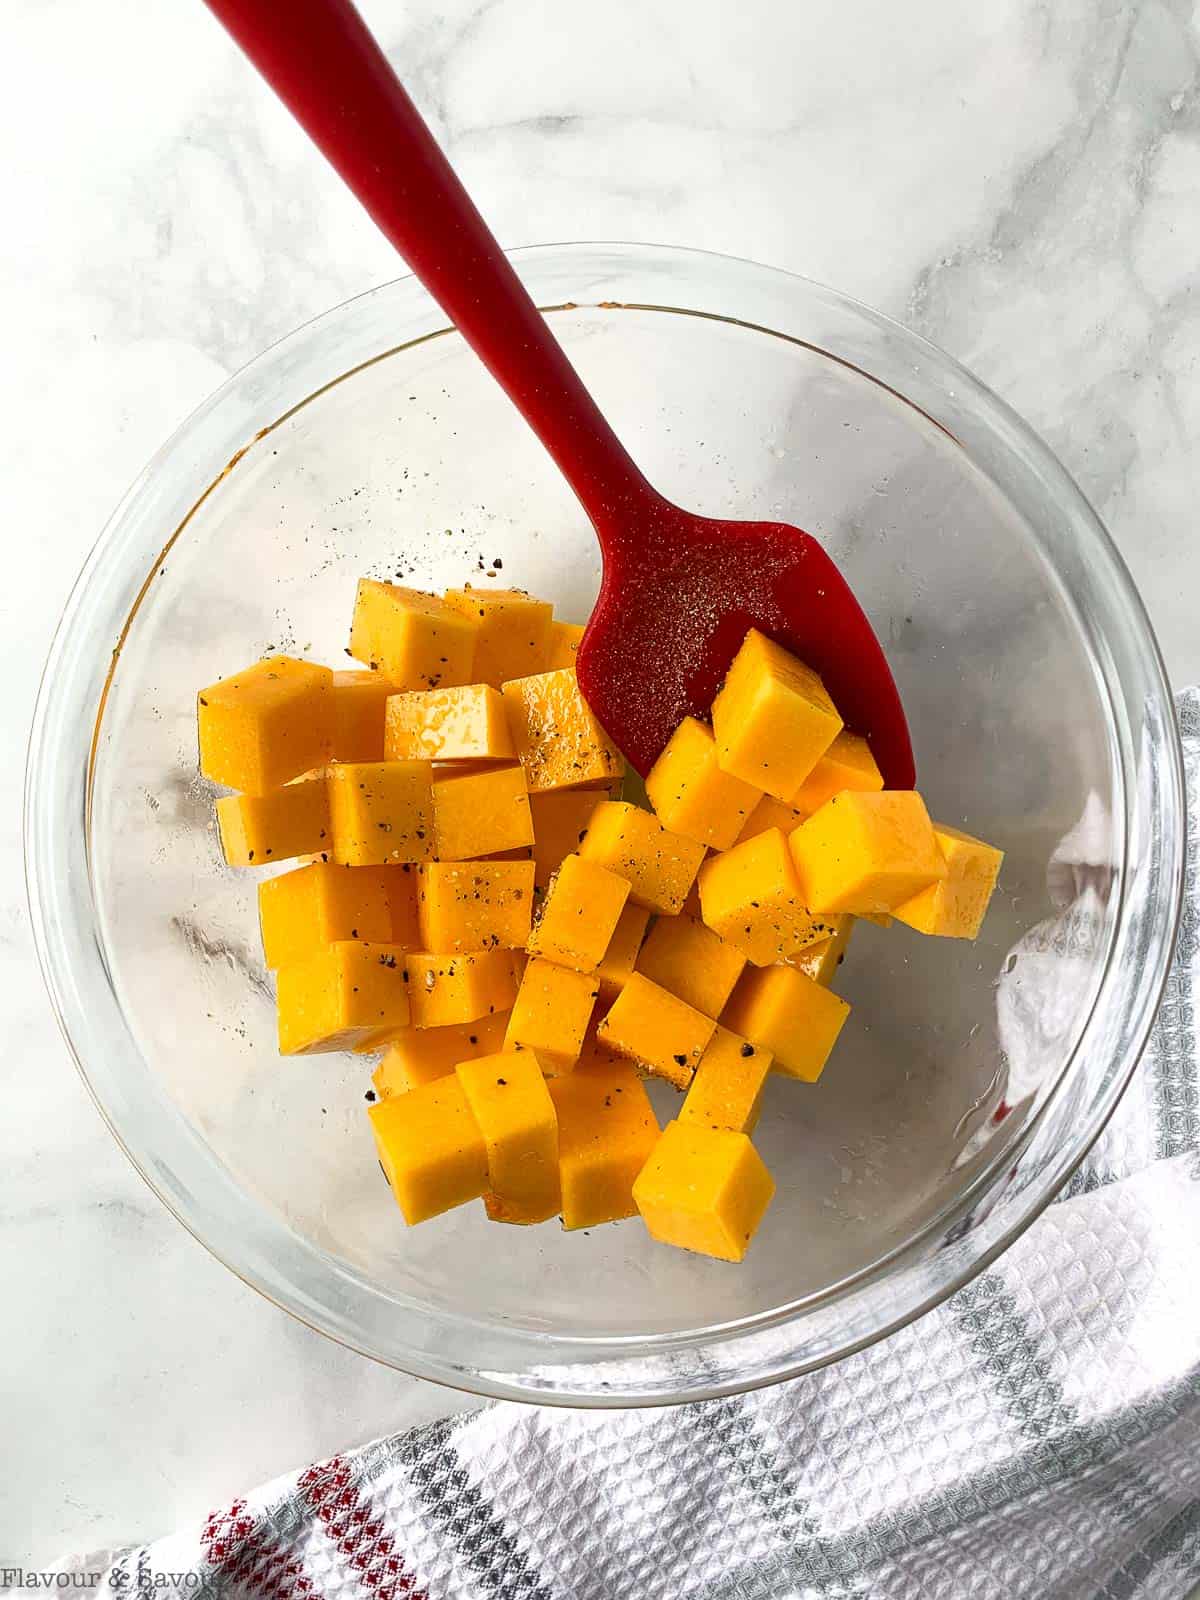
[[198, 584, 1002, 1264]]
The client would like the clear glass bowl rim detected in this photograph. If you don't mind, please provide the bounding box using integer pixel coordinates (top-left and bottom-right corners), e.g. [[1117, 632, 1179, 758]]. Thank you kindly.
[[25, 241, 1185, 1407]]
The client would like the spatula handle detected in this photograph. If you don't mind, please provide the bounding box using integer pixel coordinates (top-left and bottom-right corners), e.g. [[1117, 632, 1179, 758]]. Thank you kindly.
[[204, 0, 653, 534]]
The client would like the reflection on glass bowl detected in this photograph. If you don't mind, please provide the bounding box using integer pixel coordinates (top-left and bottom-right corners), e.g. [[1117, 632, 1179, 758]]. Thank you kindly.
[[26, 244, 1184, 1405]]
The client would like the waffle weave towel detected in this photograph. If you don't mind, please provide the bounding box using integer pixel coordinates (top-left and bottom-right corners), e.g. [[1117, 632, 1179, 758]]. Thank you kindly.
[[64, 691, 1200, 1600]]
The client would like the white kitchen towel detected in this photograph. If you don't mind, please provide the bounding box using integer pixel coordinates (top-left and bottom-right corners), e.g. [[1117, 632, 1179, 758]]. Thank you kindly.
[[60, 690, 1200, 1600]]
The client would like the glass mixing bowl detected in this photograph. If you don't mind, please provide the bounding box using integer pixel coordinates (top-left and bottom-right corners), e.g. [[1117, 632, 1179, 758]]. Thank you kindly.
[[27, 244, 1184, 1405]]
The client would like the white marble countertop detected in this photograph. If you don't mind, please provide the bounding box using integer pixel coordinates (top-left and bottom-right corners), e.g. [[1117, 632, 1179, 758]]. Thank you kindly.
[[4, 0, 1196, 1567]]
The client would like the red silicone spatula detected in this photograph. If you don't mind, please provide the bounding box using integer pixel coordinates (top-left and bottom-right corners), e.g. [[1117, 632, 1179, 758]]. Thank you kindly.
[[203, 0, 914, 785]]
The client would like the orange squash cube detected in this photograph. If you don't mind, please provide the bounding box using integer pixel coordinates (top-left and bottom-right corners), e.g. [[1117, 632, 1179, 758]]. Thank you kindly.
[[711, 629, 842, 800], [635, 914, 746, 1018], [633, 1121, 774, 1262], [893, 823, 1003, 939], [528, 787, 617, 889], [789, 791, 946, 915], [549, 1062, 659, 1229], [722, 963, 850, 1082], [442, 587, 554, 687], [789, 729, 883, 814], [501, 668, 625, 793], [216, 777, 330, 868], [258, 860, 393, 969], [596, 972, 716, 1090], [578, 801, 706, 916], [417, 859, 536, 953], [594, 903, 652, 1003], [198, 655, 333, 795], [528, 854, 630, 973], [457, 1051, 560, 1225], [384, 683, 514, 762], [372, 1012, 509, 1097], [349, 580, 477, 689], [276, 942, 410, 1054], [645, 716, 762, 850], [379, 864, 421, 948], [679, 1026, 772, 1134], [697, 828, 835, 965], [790, 916, 854, 985], [734, 794, 807, 847], [431, 763, 534, 861], [503, 957, 597, 1075], [326, 761, 435, 866], [329, 670, 395, 763], [369, 1076, 489, 1224], [405, 949, 518, 1029], [544, 620, 584, 669]]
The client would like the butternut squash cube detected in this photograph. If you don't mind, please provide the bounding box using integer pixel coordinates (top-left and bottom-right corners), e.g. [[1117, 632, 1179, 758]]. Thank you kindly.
[[501, 668, 625, 792], [372, 1012, 508, 1098], [349, 579, 477, 689], [697, 828, 836, 965], [405, 950, 518, 1029], [633, 1121, 775, 1263], [549, 1062, 659, 1229], [528, 854, 630, 973], [327, 761, 435, 866], [457, 1051, 560, 1225], [893, 823, 1003, 939], [576, 1022, 629, 1072], [679, 1026, 772, 1134], [442, 586, 554, 687], [384, 683, 514, 762], [417, 859, 536, 953], [722, 964, 850, 1082], [258, 860, 392, 969], [789, 790, 946, 915], [635, 914, 746, 1019], [529, 787, 617, 889], [680, 879, 704, 918], [369, 1076, 488, 1224], [276, 942, 410, 1055], [432, 763, 534, 861], [594, 902, 652, 1003], [330, 670, 395, 763], [734, 794, 807, 847], [789, 729, 883, 814], [711, 629, 842, 800], [381, 864, 421, 948], [596, 972, 716, 1090], [503, 957, 597, 1075], [216, 776, 330, 868], [645, 716, 762, 850], [790, 915, 854, 985], [198, 655, 333, 795], [578, 801, 706, 916], [544, 620, 584, 669]]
